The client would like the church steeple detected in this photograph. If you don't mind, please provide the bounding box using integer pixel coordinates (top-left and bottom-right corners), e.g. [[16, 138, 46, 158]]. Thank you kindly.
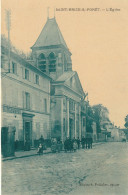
[[31, 17, 72, 79], [31, 17, 69, 50]]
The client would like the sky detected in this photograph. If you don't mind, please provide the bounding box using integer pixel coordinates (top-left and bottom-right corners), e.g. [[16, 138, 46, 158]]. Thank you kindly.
[[1, 0, 128, 128]]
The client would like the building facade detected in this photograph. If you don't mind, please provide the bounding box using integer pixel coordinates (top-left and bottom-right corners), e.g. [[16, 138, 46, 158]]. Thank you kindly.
[[50, 72, 86, 142], [31, 17, 86, 142], [1, 42, 51, 149], [1, 16, 86, 151]]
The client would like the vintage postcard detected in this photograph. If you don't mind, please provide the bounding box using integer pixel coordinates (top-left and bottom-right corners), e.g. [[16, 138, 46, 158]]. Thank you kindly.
[[1, 0, 128, 195]]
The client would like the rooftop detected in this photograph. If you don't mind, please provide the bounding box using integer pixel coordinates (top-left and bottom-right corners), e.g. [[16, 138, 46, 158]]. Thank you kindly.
[[32, 18, 68, 49]]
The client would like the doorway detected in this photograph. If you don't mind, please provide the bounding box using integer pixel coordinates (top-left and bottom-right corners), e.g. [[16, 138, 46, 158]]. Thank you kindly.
[[22, 112, 34, 151], [24, 121, 32, 150], [25, 122, 31, 142]]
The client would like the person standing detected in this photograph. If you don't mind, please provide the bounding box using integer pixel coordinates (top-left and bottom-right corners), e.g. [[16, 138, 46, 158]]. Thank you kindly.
[[90, 137, 93, 149], [38, 135, 45, 153], [81, 136, 86, 149], [64, 137, 68, 152], [77, 137, 80, 149], [85, 137, 88, 149], [39, 135, 44, 145], [69, 137, 73, 151], [72, 137, 77, 151]]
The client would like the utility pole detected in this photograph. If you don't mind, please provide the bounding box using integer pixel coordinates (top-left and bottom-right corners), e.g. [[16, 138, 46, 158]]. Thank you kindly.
[[6, 10, 11, 73], [54, 7, 56, 18]]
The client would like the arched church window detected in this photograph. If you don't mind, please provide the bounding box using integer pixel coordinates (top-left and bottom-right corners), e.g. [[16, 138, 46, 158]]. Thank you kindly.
[[48, 52, 56, 72], [38, 53, 46, 72]]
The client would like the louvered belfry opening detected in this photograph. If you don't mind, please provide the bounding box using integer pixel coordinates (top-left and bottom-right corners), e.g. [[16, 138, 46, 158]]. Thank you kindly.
[[38, 53, 46, 72], [48, 52, 56, 72], [31, 18, 72, 76]]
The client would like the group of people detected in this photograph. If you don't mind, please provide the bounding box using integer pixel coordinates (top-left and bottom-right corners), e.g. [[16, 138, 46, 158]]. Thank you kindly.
[[37, 135, 93, 154], [64, 136, 93, 152], [64, 137, 77, 152], [81, 136, 93, 149]]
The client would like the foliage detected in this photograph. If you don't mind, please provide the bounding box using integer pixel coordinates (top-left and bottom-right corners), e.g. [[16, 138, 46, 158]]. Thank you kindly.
[[92, 104, 109, 134], [86, 104, 94, 133], [92, 104, 102, 133], [124, 115, 128, 129], [1, 34, 31, 59]]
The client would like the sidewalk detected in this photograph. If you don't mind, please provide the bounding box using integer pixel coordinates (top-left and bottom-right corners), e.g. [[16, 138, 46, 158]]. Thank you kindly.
[[2, 148, 51, 161], [2, 142, 105, 162]]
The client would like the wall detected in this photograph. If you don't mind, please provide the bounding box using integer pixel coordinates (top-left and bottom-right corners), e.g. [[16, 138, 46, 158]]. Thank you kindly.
[[1, 53, 51, 144]]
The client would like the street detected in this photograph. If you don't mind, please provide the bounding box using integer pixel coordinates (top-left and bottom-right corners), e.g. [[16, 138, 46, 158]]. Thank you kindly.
[[2, 142, 128, 195]]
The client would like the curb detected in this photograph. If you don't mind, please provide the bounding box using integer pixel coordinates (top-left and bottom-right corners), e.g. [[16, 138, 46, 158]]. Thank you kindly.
[[2, 142, 106, 162], [2, 151, 52, 162]]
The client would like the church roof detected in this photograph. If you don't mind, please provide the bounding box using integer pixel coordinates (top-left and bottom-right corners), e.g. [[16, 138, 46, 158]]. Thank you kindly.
[[54, 71, 85, 97], [32, 17, 68, 49], [56, 71, 75, 82]]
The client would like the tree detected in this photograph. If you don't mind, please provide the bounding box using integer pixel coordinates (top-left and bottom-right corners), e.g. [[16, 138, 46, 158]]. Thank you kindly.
[[92, 104, 109, 134], [124, 115, 128, 129], [86, 104, 94, 133], [92, 104, 102, 134], [1, 34, 28, 59]]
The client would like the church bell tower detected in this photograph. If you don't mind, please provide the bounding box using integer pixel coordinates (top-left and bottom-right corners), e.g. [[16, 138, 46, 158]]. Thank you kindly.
[[31, 17, 72, 80]]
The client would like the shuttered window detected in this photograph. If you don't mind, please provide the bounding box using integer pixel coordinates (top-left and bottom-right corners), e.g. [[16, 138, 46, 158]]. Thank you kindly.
[[25, 69, 29, 80], [12, 62, 17, 74], [22, 92, 31, 110], [35, 74, 39, 85]]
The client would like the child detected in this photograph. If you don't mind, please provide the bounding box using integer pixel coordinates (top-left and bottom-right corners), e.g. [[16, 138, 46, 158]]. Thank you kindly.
[[37, 143, 43, 154]]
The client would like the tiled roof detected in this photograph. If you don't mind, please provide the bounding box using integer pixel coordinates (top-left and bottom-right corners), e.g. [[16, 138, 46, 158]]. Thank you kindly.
[[32, 18, 68, 49]]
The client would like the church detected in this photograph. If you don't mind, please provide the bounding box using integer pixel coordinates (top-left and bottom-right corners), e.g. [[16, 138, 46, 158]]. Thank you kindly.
[[1, 15, 86, 151], [31, 16, 86, 142]]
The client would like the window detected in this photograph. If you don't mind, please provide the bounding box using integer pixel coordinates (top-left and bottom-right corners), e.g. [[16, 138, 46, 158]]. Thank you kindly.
[[48, 52, 56, 72], [12, 62, 17, 74], [25, 69, 29, 80], [25, 92, 30, 109], [38, 53, 46, 72], [44, 98, 47, 113], [35, 74, 39, 85]]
